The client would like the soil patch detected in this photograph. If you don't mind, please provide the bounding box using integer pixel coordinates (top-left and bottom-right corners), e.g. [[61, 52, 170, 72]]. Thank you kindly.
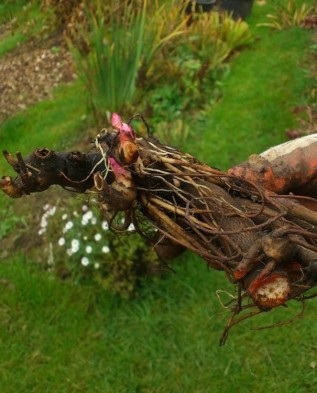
[[0, 33, 76, 122]]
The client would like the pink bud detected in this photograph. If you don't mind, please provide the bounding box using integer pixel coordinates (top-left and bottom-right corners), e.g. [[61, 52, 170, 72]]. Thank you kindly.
[[121, 122, 135, 139], [108, 157, 128, 178], [111, 113, 123, 130]]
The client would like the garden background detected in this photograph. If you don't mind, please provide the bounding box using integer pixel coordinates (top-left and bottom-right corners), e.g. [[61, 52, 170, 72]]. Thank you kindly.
[[0, 1, 317, 392]]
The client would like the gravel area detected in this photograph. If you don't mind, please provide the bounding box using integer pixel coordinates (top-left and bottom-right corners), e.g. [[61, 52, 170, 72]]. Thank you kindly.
[[0, 35, 76, 122]]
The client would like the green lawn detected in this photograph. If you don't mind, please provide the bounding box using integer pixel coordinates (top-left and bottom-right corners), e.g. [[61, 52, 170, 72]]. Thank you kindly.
[[1, 256, 317, 393], [184, 26, 313, 168], [1, 1, 317, 392], [0, 81, 87, 163]]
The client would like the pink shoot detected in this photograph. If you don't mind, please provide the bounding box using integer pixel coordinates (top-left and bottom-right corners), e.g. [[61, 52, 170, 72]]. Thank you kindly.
[[111, 113, 123, 130], [108, 157, 129, 178], [111, 112, 135, 140]]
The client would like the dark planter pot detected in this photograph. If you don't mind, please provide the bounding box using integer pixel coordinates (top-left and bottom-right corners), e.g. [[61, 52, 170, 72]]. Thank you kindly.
[[219, 0, 254, 20], [185, 0, 254, 20], [185, 0, 217, 14]]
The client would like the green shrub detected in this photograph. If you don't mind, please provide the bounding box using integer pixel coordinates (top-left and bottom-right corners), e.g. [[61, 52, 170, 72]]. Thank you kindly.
[[36, 200, 160, 298], [72, 1, 253, 127], [144, 9, 253, 125], [259, 0, 315, 30]]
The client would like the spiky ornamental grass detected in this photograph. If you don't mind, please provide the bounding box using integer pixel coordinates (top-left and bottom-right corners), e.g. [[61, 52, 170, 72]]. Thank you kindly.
[[75, 0, 148, 122]]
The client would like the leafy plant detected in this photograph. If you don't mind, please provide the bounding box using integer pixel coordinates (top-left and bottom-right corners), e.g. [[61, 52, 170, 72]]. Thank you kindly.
[[71, 1, 253, 127], [188, 10, 254, 64], [145, 10, 253, 122], [147, 83, 186, 123], [73, 0, 189, 124], [145, 8, 253, 89], [36, 201, 160, 298], [259, 0, 315, 30], [138, 0, 189, 84]]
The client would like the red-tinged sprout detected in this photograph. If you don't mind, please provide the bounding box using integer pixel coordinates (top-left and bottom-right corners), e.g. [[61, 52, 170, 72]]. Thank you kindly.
[[120, 121, 135, 140], [108, 157, 130, 179], [111, 112, 135, 140], [108, 157, 136, 192], [93, 166, 136, 213], [98, 157, 137, 211], [111, 113, 138, 164], [111, 112, 123, 130], [118, 122, 138, 164]]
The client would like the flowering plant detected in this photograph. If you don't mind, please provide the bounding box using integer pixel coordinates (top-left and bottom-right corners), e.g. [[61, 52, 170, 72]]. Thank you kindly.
[[37, 200, 160, 298]]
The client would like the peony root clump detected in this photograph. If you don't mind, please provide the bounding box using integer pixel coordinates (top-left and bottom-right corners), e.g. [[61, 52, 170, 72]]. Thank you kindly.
[[1, 113, 317, 344]]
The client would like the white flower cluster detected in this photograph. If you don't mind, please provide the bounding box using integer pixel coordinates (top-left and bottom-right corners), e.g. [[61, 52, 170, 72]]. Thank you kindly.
[[38, 204, 57, 236], [102, 221, 109, 231], [102, 245, 110, 254], [63, 221, 74, 233], [127, 223, 135, 232], [81, 209, 94, 226], [38, 203, 114, 270], [94, 233, 102, 241]]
